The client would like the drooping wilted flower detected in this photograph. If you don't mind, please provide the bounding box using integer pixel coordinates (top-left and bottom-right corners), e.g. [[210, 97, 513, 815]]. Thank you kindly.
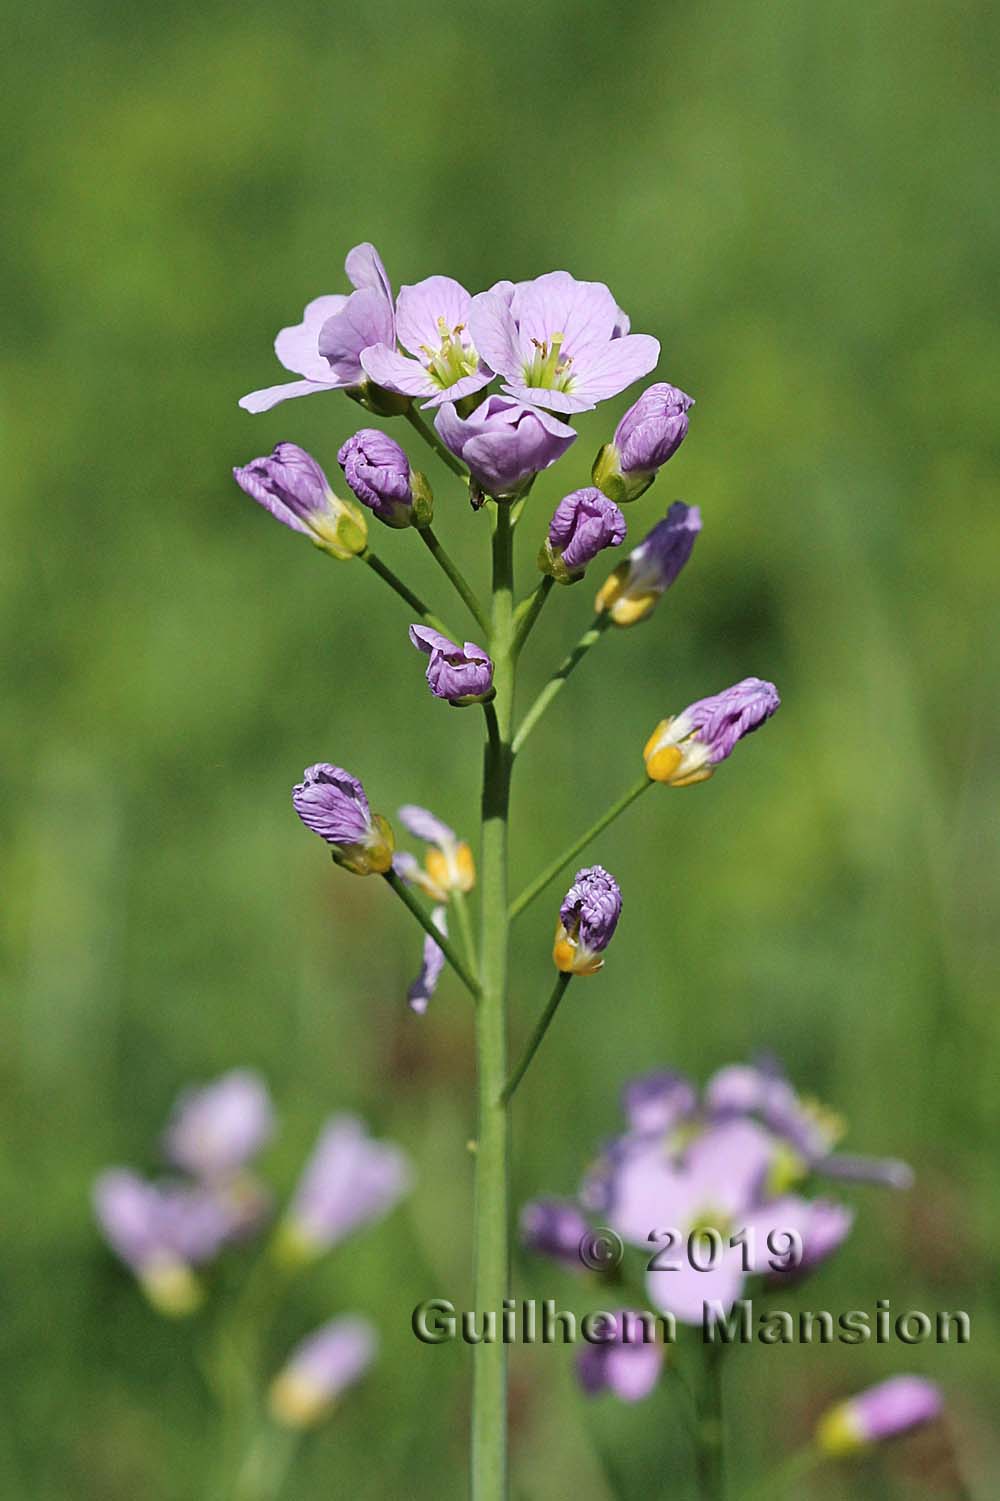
[[361, 276, 493, 408], [553, 865, 622, 976], [269, 1316, 378, 1428], [540, 488, 626, 583], [240, 243, 395, 413], [593, 383, 694, 504], [408, 626, 494, 704], [277, 1115, 411, 1261], [576, 1310, 665, 1402], [519, 1198, 591, 1272], [434, 394, 577, 499], [595, 501, 701, 625], [643, 677, 780, 786], [338, 429, 418, 528], [163, 1069, 274, 1181], [407, 906, 448, 1015], [816, 1377, 944, 1456], [469, 271, 659, 413], [291, 764, 395, 875], [233, 444, 368, 559]]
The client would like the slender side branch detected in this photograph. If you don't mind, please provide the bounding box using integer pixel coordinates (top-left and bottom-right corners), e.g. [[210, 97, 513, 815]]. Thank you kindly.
[[404, 403, 468, 479], [511, 575, 554, 657], [452, 889, 478, 979], [509, 774, 653, 921], [383, 869, 480, 999], [500, 973, 571, 1104], [511, 612, 612, 755], [363, 550, 456, 637], [417, 525, 491, 635]]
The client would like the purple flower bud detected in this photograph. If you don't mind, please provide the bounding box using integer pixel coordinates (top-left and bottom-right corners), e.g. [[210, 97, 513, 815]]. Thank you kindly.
[[279, 1115, 411, 1260], [644, 677, 780, 786], [595, 502, 701, 625], [519, 1198, 591, 1271], [576, 1310, 664, 1402], [541, 488, 626, 582], [817, 1376, 944, 1456], [337, 429, 414, 527], [233, 444, 368, 558], [408, 625, 494, 704], [163, 1069, 274, 1181], [554, 865, 622, 976], [621, 1070, 698, 1137], [291, 764, 394, 875], [614, 383, 694, 475], [270, 1316, 377, 1428], [434, 395, 577, 499]]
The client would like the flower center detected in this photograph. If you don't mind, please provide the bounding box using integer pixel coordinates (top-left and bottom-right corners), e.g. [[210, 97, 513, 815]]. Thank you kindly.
[[419, 317, 480, 390], [523, 331, 575, 391]]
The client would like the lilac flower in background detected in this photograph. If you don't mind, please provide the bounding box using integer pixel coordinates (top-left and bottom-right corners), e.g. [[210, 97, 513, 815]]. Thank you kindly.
[[408, 626, 494, 704], [278, 1115, 411, 1262], [622, 1070, 699, 1138], [361, 276, 492, 408], [762, 1197, 855, 1282], [93, 1169, 231, 1316], [407, 906, 448, 1014], [240, 243, 395, 412], [595, 501, 701, 626], [338, 429, 417, 528], [553, 865, 622, 976], [593, 383, 694, 504], [291, 764, 395, 875], [164, 1069, 274, 1182], [576, 1311, 665, 1402], [396, 804, 475, 900], [816, 1377, 944, 1456], [269, 1316, 378, 1429], [469, 271, 660, 414], [233, 444, 368, 559], [541, 488, 626, 583], [643, 676, 780, 787], [519, 1198, 591, 1272], [434, 395, 577, 499]]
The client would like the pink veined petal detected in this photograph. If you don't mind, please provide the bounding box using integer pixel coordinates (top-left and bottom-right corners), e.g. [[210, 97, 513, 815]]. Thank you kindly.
[[319, 288, 395, 382], [238, 378, 335, 413], [647, 1243, 747, 1326], [360, 344, 437, 397], [568, 333, 661, 404], [408, 907, 448, 1014], [396, 276, 474, 356], [419, 369, 493, 409], [274, 295, 348, 379], [468, 291, 525, 380], [511, 271, 620, 357], [408, 624, 453, 656], [501, 382, 596, 414], [344, 242, 393, 307]]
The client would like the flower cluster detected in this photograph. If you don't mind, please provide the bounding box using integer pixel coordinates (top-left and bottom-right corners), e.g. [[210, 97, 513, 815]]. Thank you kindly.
[[94, 1071, 409, 1424], [522, 1057, 916, 1393]]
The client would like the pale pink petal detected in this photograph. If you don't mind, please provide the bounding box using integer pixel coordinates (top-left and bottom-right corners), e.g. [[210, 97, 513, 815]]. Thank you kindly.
[[647, 1243, 747, 1326], [468, 291, 525, 379], [511, 271, 619, 357], [419, 369, 493, 409], [344, 242, 393, 306], [318, 288, 395, 383], [568, 333, 661, 404], [238, 379, 334, 414], [274, 295, 348, 379], [396, 276, 473, 356], [360, 344, 436, 398], [500, 382, 595, 414]]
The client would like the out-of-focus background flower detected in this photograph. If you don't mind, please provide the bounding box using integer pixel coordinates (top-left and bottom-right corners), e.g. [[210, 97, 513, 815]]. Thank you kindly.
[[3, 1, 997, 1496]]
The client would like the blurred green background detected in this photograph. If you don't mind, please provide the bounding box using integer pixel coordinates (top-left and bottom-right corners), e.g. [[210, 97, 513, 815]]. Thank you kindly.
[[3, 0, 998, 1495]]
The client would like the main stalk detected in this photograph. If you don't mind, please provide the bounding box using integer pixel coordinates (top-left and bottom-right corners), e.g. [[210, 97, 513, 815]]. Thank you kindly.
[[472, 503, 515, 1500]]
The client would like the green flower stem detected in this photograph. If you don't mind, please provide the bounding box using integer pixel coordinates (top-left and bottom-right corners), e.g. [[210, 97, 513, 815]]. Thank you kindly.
[[404, 403, 468, 479], [509, 774, 652, 921], [511, 575, 554, 658], [695, 1341, 726, 1501], [472, 501, 515, 1501], [417, 524, 491, 635], [740, 1445, 824, 1501], [362, 550, 455, 637], [511, 612, 612, 756], [452, 888, 479, 979], [232, 1424, 299, 1501], [383, 869, 480, 999], [499, 972, 571, 1104]]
